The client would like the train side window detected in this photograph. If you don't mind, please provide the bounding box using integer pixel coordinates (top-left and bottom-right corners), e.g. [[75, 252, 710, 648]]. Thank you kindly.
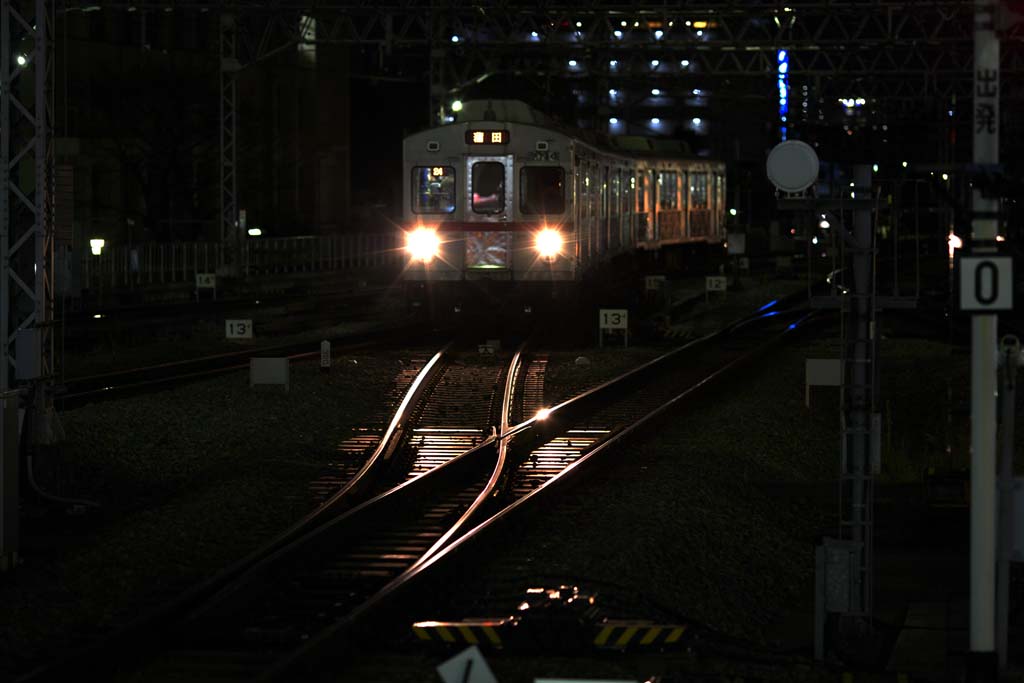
[[626, 173, 635, 214], [657, 171, 678, 210], [637, 172, 646, 212], [472, 162, 506, 214], [690, 172, 708, 208], [412, 166, 456, 214], [520, 166, 565, 214]]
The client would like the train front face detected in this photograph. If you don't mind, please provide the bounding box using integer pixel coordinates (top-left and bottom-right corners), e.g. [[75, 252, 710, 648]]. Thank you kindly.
[[401, 122, 575, 323]]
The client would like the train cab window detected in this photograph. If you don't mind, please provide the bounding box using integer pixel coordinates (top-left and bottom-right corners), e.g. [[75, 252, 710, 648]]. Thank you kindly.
[[520, 166, 565, 214], [690, 172, 708, 208], [472, 162, 506, 214], [412, 166, 456, 213], [657, 171, 678, 210]]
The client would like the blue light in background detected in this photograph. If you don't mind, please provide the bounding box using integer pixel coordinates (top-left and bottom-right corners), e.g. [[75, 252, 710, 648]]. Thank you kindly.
[[777, 48, 789, 141], [757, 299, 779, 312]]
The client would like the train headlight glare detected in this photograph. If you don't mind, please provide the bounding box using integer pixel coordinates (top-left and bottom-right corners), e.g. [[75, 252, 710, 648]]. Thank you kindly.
[[535, 228, 563, 259], [406, 227, 440, 262]]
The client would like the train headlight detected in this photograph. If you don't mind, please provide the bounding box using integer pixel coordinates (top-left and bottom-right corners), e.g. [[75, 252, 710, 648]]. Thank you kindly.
[[534, 228, 563, 260], [406, 227, 440, 263]]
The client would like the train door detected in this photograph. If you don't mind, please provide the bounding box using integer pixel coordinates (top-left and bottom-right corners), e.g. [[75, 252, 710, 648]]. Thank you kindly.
[[649, 169, 659, 241], [466, 155, 513, 269], [624, 171, 635, 247], [715, 173, 726, 238], [600, 165, 609, 255], [610, 169, 621, 252], [636, 169, 648, 244]]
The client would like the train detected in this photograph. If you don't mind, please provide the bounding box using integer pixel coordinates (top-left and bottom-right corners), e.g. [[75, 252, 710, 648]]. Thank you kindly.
[[400, 100, 727, 320]]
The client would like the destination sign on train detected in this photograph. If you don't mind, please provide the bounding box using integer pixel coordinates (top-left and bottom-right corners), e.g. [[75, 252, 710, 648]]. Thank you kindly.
[[466, 129, 509, 145]]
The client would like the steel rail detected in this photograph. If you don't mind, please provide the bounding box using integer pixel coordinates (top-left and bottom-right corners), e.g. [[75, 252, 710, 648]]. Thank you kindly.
[[412, 338, 531, 566], [19, 339, 529, 682], [17, 339, 454, 683], [262, 306, 820, 680], [59, 322, 429, 406]]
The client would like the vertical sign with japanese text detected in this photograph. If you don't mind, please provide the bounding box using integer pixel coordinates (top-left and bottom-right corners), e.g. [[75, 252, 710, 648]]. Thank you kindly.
[[974, 4, 999, 168]]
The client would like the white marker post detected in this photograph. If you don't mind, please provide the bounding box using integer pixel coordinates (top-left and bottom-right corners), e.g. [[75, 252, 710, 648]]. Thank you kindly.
[[195, 273, 216, 300], [705, 275, 727, 302], [969, 1, 1000, 677], [598, 308, 628, 348], [320, 340, 331, 372]]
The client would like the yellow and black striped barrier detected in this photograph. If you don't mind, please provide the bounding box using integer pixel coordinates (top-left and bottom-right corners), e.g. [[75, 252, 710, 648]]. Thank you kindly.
[[592, 620, 688, 650], [412, 618, 515, 649]]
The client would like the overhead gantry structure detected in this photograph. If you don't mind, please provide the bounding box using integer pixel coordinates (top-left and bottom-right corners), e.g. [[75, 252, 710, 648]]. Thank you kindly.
[[2, 0, 1022, 443]]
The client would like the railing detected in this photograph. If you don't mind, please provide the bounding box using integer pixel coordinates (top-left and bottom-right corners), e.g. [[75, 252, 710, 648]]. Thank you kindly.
[[80, 233, 403, 291]]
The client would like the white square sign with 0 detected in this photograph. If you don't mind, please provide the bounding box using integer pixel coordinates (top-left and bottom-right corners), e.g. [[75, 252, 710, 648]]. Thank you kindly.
[[959, 256, 1013, 312]]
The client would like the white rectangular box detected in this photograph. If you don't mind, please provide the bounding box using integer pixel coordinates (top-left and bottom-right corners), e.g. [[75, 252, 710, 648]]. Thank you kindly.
[[226, 319, 253, 339], [250, 358, 289, 392], [806, 358, 842, 386], [727, 233, 746, 255]]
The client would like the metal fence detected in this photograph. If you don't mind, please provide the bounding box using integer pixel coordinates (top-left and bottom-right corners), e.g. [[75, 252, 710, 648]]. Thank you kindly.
[[80, 233, 402, 290]]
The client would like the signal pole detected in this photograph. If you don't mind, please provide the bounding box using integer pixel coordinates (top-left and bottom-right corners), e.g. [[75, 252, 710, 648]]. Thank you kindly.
[[968, 0, 999, 679]]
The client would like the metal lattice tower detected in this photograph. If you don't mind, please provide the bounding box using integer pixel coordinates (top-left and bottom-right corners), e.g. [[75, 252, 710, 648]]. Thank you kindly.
[[837, 164, 879, 622], [220, 13, 240, 270], [1, 0, 58, 442]]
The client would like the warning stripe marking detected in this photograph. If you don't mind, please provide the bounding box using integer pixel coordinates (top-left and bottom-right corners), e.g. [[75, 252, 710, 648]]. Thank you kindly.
[[639, 626, 662, 645], [614, 626, 639, 647], [482, 626, 502, 646], [665, 626, 686, 643], [593, 623, 688, 648]]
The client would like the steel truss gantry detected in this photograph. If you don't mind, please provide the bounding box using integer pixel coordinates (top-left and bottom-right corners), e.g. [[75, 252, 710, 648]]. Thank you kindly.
[[1, 0, 58, 443], [46, 0, 1024, 264]]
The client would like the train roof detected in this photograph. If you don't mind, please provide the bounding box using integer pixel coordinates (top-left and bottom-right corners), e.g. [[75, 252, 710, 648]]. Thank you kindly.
[[416, 99, 710, 162]]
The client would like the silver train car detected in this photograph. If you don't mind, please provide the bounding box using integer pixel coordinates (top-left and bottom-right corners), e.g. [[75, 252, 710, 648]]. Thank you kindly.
[[401, 100, 726, 315]]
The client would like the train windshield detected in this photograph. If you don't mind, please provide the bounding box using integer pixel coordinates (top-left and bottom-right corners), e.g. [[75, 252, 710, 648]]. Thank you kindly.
[[412, 166, 456, 213], [520, 166, 565, 215], [472, 162, 506, 214]]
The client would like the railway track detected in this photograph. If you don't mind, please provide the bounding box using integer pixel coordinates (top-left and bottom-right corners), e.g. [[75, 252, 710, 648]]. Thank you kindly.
[[257, 304, 820, 679], [20, 340, 531, 682], [57, 321, 432, 408], [24, 299, 814, 682]]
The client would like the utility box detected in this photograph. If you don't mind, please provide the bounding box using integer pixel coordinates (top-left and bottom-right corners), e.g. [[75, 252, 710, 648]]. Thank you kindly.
[[815, 538, 862, 660], [250, 358, 290, 392], [15, 329, 40, 381]]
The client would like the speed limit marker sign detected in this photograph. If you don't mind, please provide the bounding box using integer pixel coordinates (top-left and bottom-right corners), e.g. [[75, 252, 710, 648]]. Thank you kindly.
[[959, 256, 1013, 311]]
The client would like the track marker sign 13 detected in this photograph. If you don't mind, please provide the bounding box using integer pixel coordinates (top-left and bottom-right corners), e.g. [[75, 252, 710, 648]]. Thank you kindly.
[[225, 319, 253, 339]]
